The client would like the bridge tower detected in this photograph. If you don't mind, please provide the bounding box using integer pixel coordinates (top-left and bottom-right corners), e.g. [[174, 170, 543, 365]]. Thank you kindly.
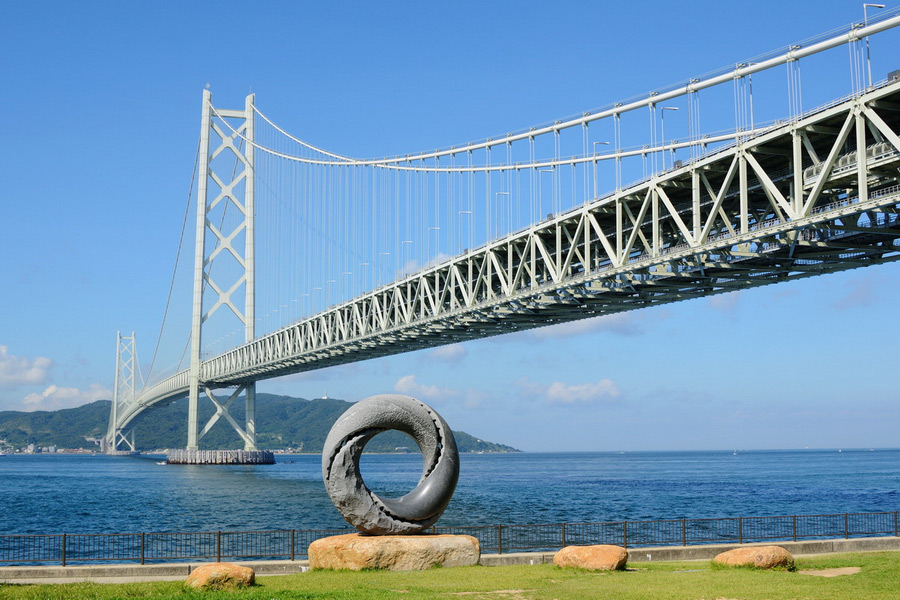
[[186, 90, 259, 453], [105, 331, 138, 453]]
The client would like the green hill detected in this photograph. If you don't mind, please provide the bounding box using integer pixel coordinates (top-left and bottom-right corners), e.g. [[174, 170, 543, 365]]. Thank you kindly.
[[0, 394, 519, 453], [0, 401, 109, 450]]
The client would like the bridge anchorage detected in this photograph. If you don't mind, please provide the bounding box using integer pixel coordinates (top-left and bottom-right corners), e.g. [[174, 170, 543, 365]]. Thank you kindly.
[[107, 13, 900, 463]]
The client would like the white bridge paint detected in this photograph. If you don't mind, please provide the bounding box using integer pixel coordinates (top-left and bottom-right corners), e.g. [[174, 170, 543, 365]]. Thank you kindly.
[[107, 79, 900, 446]]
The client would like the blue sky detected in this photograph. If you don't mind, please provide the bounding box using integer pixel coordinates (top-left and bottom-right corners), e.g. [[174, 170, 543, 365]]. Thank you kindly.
[[2, 1, 899, 451]]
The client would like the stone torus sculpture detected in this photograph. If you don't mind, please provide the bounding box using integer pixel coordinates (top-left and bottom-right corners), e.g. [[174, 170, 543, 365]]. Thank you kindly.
[[321, 394, 459, 534]]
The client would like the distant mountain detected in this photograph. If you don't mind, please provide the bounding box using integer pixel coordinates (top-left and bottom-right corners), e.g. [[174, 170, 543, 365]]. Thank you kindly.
[[0, 401, 109, 450], [0, 394, 519, 453]]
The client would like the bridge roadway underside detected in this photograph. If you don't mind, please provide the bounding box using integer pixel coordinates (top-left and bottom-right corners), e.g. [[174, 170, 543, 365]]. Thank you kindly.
[[127, 82, 900, 421]]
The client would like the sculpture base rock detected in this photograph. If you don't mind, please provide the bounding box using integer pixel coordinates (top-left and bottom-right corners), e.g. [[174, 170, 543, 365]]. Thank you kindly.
[[554, 544, 628, 571], [714, 546, 794, 569], [184, 562, 255, 590], [308, 533, 480, 571]]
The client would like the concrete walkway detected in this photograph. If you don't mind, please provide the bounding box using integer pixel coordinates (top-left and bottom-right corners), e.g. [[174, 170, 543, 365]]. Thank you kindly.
[[1, 536, 898, 585], [0, 560, 308, 585]]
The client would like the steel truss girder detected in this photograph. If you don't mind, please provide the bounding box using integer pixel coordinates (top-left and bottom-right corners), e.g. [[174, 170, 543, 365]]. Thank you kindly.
[[127, 82, 900, 415]]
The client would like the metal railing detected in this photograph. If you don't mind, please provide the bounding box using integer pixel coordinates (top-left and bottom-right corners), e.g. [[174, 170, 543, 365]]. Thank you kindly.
[[1, 511, 896, 566]]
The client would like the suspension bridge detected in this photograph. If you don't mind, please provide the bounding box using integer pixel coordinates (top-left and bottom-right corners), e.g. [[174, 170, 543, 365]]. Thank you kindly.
[[105, 13, 900, 458]]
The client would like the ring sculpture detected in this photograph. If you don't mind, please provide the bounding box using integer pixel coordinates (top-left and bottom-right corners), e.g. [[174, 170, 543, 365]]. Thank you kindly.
[[322, 394, 459, 534]]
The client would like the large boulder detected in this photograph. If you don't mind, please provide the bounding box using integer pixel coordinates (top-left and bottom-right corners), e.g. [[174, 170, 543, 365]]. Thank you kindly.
[[554, 545, 628, 571], [308, 533, 480, 571], [714, 546, 794, 569], [184, 562, 255, 590]]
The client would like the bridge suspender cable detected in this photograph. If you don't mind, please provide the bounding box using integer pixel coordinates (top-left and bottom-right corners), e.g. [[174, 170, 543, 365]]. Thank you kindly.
[[211, 13, 900, 170], [142, 139, 201, 392]]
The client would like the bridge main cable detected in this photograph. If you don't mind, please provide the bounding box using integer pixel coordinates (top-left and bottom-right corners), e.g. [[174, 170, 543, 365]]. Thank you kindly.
[[232, 13, 900, 168]]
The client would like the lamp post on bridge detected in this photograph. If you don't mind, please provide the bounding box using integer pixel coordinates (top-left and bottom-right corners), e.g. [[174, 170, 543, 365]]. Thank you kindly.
[[313, 287, 323, 313], [458, 210, 472, 253], [538, 169, 553, 222], [342, 272, 352, 305], [327, 279, 336, 308], [400, 241, 412, 277], [379, 252, 391, 286], [593, 141, 610, 198], [301, 293, 310, 319], [660, 106, 679, 170], [359, 262, 370, 297], [494, 192, 509, 239], [865, 4, 886, 88]]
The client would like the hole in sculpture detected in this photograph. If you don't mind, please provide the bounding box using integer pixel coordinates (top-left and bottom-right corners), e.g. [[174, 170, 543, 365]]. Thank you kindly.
[[358, 431, 423, 499]]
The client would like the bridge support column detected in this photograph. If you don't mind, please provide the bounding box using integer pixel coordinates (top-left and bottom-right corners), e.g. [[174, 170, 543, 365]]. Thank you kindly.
[[187, 90, 212, 452], [245, 382, 257, 451], [107, 331, 140, 454], [187, 384, 199, 451], [187, 89, 257, 454]]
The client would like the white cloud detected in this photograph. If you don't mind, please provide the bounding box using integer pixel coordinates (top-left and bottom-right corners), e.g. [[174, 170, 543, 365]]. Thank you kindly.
[[530, 313, 644, 339], [429, 344, 467, 363], [0, 345, 52, 386], [834, 275, 875, 309], [461, 390, 487, 409], [23, 384, 111, 411], [394, 374, 459, 402], [396, 252, 453, 278], [517, 376, 621, 405], [708, 291, 742, 316]]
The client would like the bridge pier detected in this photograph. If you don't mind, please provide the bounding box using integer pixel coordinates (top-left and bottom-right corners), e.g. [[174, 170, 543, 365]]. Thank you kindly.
[[166, 449, 275, 465]]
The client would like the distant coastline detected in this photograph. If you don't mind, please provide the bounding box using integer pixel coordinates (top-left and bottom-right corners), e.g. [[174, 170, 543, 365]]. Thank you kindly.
[[0, 394, 520, 454]]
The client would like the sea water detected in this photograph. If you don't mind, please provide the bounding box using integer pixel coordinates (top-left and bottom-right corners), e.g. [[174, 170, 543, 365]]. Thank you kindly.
[[0, 449, 897, 535]]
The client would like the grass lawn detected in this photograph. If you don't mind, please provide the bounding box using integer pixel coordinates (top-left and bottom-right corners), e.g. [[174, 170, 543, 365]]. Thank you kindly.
[[1, 551, 898, 600]]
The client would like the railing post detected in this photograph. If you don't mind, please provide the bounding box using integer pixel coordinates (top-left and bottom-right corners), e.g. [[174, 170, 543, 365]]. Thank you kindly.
[[682, 519, 686, 546], [217, 531, 222, 562], [61, 533, 66, 567], [739, 517, 743, 544], [793, 515, 797, 542], [290, 530, 295, 561], [140, 532, 145, 565], [895, 511, 898, 537], [845, 513, 849, 539], [623, 521, 628, 549], [561, 523, 567, 549], [497, 525, 503, 554]]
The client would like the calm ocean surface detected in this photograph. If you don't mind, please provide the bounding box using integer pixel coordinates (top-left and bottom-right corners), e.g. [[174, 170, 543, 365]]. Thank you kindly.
[[1, 449, 898, 535]]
